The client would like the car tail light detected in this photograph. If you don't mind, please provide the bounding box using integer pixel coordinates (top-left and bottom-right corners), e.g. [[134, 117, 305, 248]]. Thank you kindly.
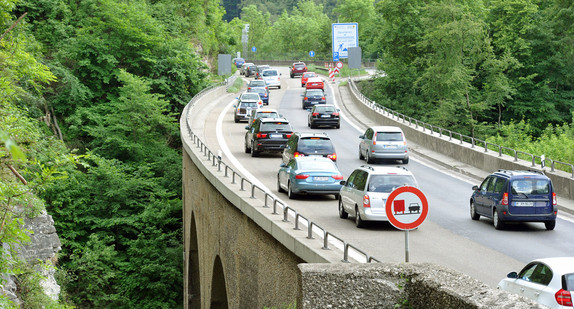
[[328, 153, 337, 161], [294, 152, 304, 158], [304, 97, 308, 100], [312, 112, 319, 116], [555, 289, 573, 306], [256, 133, 267, 138], [362, 195, 371, 208], [295, 174, 309, 179], [332, 175, 344, 180], [286, 133, 293, 138], [501, 192, 508, 206], [553, 192, 557, 206], [372, 132, 377, 145], [322, 96, 326, 100], [332, 112, 339, 116]]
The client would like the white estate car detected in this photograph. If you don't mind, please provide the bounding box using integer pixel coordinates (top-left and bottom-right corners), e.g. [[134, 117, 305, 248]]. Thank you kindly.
[[498, 257, 574, 308], [338, 165, 418, 228]]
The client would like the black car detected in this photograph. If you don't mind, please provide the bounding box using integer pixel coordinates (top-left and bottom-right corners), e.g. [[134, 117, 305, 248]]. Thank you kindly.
[[308, 104, 340, 129], [245, 64, 257, 77], [254, 65, 270, 79], [302, 89, 326, 109], [245, 118, 293, 157], [282, 132, 337, 164], [470, 169, 558, 230]]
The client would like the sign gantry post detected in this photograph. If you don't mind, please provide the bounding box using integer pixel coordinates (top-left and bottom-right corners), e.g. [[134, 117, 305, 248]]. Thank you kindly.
[[385, 186, 429, 263]]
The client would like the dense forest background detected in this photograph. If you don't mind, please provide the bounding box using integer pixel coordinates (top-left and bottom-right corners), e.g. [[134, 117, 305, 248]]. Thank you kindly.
[[1, 0, 573, 308]]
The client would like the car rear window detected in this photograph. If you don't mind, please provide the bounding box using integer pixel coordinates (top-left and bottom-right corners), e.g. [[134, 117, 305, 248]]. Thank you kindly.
[[250, 81, 265, 86], [298, 138, 334, 152], [299, 160, 335, 171], [564, 273, 574, 290], [256, 112, 278, 118], [294, 63, 306, 69], [261, 122, 291, 131], [241, 102, 258, 108], [315, 106, 336, 113], [306, 90, 324, 96], [376, 132, 403, 142], [242, 93, 260, 101], [262, 70, 278, 76], [303, 73, 316, 78], [368, 175, 417, 192], [511, 179, 550, 195]]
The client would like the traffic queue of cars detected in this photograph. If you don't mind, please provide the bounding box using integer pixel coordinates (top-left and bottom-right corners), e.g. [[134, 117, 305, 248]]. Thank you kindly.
[[232, 63, 570, 308]]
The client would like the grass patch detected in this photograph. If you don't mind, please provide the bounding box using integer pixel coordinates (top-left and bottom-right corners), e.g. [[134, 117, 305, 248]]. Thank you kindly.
[[227, 76, 245, 93]]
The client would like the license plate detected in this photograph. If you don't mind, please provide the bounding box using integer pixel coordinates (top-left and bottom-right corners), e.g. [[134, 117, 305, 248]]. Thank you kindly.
[[321, 115, 330, 118], [515, 201, 534, 206], [383, 145, 397, 148], [269, 134, 282, 138], [314, 177, 328, 181]]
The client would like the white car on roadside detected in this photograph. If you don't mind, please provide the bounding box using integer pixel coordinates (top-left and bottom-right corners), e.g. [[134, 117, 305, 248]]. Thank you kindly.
[[498, 257, 574, 308]]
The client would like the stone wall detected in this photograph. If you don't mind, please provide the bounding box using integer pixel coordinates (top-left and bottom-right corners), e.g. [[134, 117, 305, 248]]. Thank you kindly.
[[298, 263, 544, 309]]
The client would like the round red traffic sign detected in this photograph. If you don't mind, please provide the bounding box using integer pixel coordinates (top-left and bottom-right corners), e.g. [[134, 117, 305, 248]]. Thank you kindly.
[[336, 61, 343, 69], [385, 186, 428, 230]]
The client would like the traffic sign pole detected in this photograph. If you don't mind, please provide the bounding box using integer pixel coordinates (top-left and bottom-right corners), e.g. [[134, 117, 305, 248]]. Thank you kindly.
[[405, 230, 409, 263]]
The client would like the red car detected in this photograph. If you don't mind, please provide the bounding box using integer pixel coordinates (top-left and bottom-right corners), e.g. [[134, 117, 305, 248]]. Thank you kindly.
[[290, 62, 307, 78], [305, 77, 324, 90], [301, 72, 318, 87]]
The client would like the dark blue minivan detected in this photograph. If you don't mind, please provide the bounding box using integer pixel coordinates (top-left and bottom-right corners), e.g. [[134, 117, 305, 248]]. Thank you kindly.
[[470, 170, 557, 230]]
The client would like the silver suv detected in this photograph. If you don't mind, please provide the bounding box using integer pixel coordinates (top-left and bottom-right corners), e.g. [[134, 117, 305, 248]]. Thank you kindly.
[[359, 126, 409, 164], [338, 165, 418, 228]]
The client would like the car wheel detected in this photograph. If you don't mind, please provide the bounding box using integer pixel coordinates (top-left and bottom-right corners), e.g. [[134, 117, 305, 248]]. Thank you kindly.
[[234, 117, 239, 123], [338, 199, 348, 219], [402, 158, 409, 164], [545, 220, 556, 230], [277, 176, 285, 193], [288, 182, 297, 199], [493, 209, 504, 230], [310, 122, 315, 129], [244, 141, 251, 153], [355, 207, 365, 228], [334, 193, 339, 200], [290, 74, 294, 78], [307, 120, 311, 127], [251, 142, 259, 157], [366, 152, 374, 164], [470, 201, 480, 220], [335, 123, 340, 129], [278, 85, 281, 89]]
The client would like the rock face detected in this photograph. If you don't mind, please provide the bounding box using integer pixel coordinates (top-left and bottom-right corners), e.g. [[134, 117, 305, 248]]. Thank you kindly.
[[1, 210, 62, 305]]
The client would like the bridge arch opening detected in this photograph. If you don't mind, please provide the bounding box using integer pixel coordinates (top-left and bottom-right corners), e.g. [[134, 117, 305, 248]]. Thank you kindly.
[[210, 256, 228, 309], [187, 212, 200, 309]]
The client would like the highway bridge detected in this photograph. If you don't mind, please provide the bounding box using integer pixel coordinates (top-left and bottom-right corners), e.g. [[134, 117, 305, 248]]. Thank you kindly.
[[181, 67, 574, 308]]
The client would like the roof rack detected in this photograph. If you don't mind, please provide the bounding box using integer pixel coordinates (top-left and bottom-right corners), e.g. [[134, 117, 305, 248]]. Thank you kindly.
[[360, 165, 375, 171]]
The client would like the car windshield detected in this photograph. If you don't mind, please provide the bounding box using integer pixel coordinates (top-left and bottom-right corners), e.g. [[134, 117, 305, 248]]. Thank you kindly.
[[315, 106, 336, 113], [262, 70, 277, 76], [511, 179, 550, 195], [299, 160, 336, 171], [242, 93, 260, 101], [261, 122, 291, 131], [306, 90, 324, 96], [298, 138, 334, 152], [367, 175, 417, 193], [376, 132, 403, 142]]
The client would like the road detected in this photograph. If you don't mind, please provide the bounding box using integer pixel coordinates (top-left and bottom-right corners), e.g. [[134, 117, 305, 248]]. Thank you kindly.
[[192, 67, 574, 287]]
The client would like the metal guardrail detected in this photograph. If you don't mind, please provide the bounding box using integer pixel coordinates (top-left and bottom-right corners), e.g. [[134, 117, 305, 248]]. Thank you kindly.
[[183, 75, 377, 264], [347, 78, 574, 177]]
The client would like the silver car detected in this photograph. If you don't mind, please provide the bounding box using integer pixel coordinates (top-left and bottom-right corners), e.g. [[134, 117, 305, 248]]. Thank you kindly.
[[359, 126, 409, 164], [338, 165, 418, 228], [261, 69, 281, 89]]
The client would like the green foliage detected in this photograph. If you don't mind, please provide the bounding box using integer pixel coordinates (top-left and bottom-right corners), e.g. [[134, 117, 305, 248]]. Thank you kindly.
[[227, 76, 245, 93], [17, 262, 75, 309]]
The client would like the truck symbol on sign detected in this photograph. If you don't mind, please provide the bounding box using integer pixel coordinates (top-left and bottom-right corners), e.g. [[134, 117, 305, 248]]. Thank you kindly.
[[393, 200, 405, 214], [409, 203, 421, 213]]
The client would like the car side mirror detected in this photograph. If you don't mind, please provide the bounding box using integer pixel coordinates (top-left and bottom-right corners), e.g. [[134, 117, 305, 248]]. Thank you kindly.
[[280, 162, 286, 167], [359, 135, 364, 139], [340, 180, 346, 185], [245, 126, 249, 130], [233, 105, 237, 108], [306, 108, 311, 112], [472, 185, 479, 191], [507, 272, 518, 279]]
